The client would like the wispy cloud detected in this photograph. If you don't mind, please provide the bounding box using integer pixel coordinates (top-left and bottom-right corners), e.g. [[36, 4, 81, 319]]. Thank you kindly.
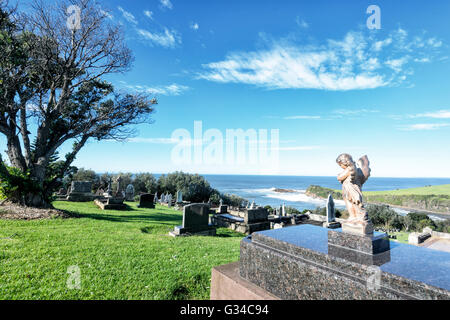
[[413, 110, 450, 119], [198, 28, 443, 91], [118, 6, 137, 25], [144, 10, 153, 20], [137, 28, 181, 48], [398, 123, 450, 131], [295, 17, 309, 29], [126, 137, 177, 144], [284, 115, 321, 120], [277, 145, 321, 151], [121, 82, 190, 96], [190, 22, 199, 31], [159, 0, 173, 10], [333, 108, 380, 116]]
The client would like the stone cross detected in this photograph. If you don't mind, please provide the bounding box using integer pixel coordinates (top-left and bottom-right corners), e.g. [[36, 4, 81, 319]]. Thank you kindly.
[[326, 194, 336, 223]]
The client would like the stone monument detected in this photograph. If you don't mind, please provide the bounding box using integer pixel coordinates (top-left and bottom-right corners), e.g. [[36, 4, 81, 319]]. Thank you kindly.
[[336, 154, 372, 235], [137, 193, 155, 209], [66, 181, 94, 202], [169, 203, 216, 237], [323, 194, 340, 229], [125, 184, 135, 201], [176, 190, 183, 203], [94, 176, 126, 210], [210, 155, 450, 300]]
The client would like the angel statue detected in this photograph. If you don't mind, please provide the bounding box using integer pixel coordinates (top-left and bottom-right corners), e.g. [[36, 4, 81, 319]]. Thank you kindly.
[[336, 154, 372, 235]]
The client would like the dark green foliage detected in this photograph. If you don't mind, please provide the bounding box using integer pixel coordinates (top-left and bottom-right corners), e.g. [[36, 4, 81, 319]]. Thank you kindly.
[[306, 185, 343, 200], [133, 173, 157, 194], [157, 172, 216, 203], [220, 193, 246, 207], [0, 166, 43, 204]]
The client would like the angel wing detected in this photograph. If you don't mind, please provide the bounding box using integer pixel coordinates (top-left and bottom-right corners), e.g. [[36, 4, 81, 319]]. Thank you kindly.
[[356, 155, 371, 185]]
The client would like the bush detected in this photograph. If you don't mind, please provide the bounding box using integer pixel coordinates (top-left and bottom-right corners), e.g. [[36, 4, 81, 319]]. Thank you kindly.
[[221, 193, 246, 207], [133, 173, 157, 194], [0, 166, 44, 205], [157, 172, 216, 203]]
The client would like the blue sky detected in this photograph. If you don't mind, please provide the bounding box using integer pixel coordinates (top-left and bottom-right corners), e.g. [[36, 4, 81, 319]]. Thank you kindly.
[[4, 0, 450, 177]]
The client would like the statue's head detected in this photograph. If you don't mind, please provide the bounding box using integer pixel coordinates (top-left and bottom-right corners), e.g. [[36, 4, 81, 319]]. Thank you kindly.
[[336, 153, 354, 169]]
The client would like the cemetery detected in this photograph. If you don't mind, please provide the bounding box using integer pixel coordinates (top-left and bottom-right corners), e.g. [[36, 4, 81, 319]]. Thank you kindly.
[[1, 0, 450, 306]]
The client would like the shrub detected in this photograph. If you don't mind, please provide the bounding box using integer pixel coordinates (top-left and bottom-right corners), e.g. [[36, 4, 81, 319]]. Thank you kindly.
[[0, 166, 44, 205], [221, 193, 246, 207], [157, 172, 216, 203]]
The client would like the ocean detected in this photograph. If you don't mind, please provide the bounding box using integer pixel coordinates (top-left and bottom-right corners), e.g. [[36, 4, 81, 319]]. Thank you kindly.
[[199, 175, 450, 220]]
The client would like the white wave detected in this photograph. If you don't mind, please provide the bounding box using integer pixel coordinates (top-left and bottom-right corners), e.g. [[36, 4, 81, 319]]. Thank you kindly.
[[242, 187, 345, 208]]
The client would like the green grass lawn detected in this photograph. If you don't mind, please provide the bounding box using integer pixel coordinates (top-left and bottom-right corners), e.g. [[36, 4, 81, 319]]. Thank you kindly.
[[390, 231, 410, 244], [0, 202, 243, 300], [364, 184, 450, 196]]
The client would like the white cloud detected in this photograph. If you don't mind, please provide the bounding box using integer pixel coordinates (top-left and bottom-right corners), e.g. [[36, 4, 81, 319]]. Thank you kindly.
[[121, 82, 189, 96], [277, 146, 321, 151], [160, 0, 173, 10], [399, 123, 450, 131], [144, 10, 153, 19], [284, 115, 321, 120], [295, 17, 309, 29], [413, 110, 450, 119], [385, 57, 409, 73], [126, 137, 177, 144], [100, 9, 113, 20], [333, 108, 380, 116], [198, 29, 443, 91], [118, 6, 137, 25], [190, 22, 199, 30], [137, 28, 181, 48]]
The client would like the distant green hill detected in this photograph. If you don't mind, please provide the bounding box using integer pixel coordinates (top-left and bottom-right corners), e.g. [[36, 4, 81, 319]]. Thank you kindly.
[[306, 184, 450, 214]]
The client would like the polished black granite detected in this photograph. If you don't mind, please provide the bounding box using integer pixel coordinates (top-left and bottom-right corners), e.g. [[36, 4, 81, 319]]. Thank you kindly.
[[219, 213, 244, 222], [240, 224, 450, 299]]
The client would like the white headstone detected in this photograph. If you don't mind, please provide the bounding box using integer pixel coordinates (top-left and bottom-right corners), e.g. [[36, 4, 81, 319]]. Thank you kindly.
[[176, 190, 183, 203]]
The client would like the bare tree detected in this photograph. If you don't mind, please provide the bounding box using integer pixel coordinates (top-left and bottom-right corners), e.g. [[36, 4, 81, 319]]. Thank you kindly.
[[0, 0, 157, 207]]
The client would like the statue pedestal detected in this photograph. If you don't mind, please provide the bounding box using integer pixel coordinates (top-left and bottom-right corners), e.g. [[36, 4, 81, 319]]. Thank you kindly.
[[323, 221, 341, 229], [341, 220, 374, 235], [328, 228, 391, 266]]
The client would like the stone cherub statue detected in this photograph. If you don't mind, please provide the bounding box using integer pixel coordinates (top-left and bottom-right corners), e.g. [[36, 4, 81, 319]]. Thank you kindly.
[[336, 154, 373, 235]]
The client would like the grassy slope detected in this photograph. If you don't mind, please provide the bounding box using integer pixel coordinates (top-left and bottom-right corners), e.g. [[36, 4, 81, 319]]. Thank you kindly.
[[0, 202, 242, 300], [364, 184, 450, 196], [307, 184, 450, 213]]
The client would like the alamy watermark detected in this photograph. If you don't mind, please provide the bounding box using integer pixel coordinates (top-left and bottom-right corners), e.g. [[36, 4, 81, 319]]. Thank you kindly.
[[366, 265, 381, 292], [66, 265, 81, 290], [366, 5, 381, 30], [170, 121, 280, 170], [66, 5, 82, 31]]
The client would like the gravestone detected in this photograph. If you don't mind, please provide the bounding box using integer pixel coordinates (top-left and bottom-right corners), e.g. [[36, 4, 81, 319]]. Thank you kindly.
[[170, 203, 216, 237], [217, 198, 228, 214], [125, 184, 135, 201], [167, 194, 172, 208], [67, 181, 94, 201], [212, 207, 270, 235], [176, 190, 183, 203], [138, 193, 155, 209], [323, 194, 340, 229], [211, 224, 450, 300]]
